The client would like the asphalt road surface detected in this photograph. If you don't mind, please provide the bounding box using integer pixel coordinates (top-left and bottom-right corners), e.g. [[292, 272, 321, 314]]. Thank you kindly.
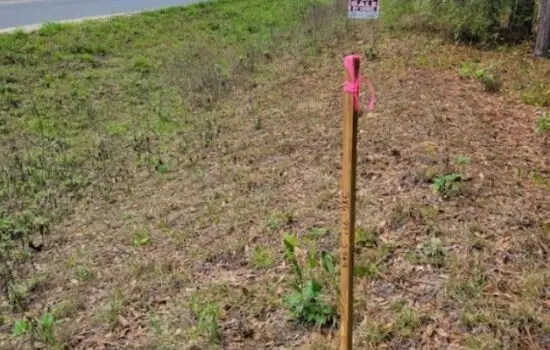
[[0, 0, 201, 30]]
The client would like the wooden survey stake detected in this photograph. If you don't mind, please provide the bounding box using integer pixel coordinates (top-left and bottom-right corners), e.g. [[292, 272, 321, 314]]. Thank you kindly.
[[339, 56, 360, 350]]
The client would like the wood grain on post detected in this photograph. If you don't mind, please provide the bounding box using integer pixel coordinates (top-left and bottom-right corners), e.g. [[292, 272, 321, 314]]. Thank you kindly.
[[339, 56, 359, 350], [535, 0, 550, 57]]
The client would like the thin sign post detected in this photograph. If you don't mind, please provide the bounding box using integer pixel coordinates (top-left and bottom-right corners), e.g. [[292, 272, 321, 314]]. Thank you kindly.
[[340, 55, 360, 350]]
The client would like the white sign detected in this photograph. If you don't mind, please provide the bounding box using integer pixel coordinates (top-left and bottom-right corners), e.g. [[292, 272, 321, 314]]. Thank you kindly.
[[348, 0, 379, 20]]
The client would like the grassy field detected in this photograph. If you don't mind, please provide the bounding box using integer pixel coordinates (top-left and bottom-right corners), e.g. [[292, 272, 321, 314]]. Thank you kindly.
[[1, 0, 549, 348]]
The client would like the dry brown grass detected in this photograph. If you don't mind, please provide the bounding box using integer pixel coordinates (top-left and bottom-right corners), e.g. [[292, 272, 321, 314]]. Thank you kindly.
[[1, 1, 550, 349]]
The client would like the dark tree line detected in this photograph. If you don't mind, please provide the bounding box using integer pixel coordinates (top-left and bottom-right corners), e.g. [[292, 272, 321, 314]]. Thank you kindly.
[[425, 0, 549, 56]]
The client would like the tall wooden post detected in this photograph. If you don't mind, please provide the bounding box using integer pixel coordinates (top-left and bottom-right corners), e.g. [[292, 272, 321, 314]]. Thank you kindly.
[[339, 55, 359, 350], [535, 0, 550, 57]]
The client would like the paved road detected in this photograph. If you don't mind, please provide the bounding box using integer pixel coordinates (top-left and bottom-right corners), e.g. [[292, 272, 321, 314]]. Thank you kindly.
[[0, 0, 200, 30]]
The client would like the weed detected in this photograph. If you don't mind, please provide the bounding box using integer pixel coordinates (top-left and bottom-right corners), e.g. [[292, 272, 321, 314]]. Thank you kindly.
[[529, 171, 550, 189], [282, 233, 336, 327], [363, 45, 378, 61], [361, 321, 393, 346], [132, 228, 151, 247], [459, 62, 477, 78], [458, 63, 500, 92], [355, 226, 378, 248], [36, 312, 57, 345], [52, 296, 84, 319], [393, 303, 421, 338], [74, 266, 92, 282], [12, 312, 59, 346], [154, 158, 169, 175], [474, 68, 501, 92], [304, 227, 328, 240], [354, 261, 381, 279], [432, 173, 462, 198], [422, 236, 446, 267], [455, 155, 471, 165], [250, 246, 275, 269], [521, 84, 550, 106], [190, 296, 221, 344], [12, 318, 29, 337], [133, 55, 151, 74], [266, 211, 295, 231], [104, 288, 126, 328], [535, 113, 550, 133]]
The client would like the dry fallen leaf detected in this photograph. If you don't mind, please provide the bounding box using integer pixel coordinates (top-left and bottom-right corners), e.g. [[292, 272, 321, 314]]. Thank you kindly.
[[425, 323, 435, 337], [435, 328, 449, 338], [118, 315, 129, 327]]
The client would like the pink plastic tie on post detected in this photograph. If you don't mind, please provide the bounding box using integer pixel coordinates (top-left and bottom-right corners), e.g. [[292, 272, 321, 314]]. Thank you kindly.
[[343, 55, 376, 113]]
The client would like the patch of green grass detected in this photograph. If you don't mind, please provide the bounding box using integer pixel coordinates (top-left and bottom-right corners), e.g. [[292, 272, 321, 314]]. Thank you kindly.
[[432, 173, 463, 198], [304, 227, 328, 240], [445, 258, 487, 302], [355, 226, 378, 248], [360, 321, 394, 347], [74, 266, 92, 282], [265, 211, 295, 231], [52, 296, 84, 319], [12, 312, 59, 346], [521, 84, 550, 106], [455, 155, 471, 165], [392, 302, 421, 338], [459, 62, 501, 92], [103, 287, 127, 328], [354, 261, 382, 279], [0, 0, 328, 325], [529, 171, 550, 189], [464, 333, 501, 349], [250, 246, 275, 269], [475, 69, 501, 92], [535, 113, 550, 133], [190, 296, 221, 345], [422, 236, 446, 267], [132, 228, 151, 247]]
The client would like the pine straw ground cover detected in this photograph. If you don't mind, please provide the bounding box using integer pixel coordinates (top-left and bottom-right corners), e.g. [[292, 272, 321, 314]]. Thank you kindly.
[[1, 0, 550, 349]]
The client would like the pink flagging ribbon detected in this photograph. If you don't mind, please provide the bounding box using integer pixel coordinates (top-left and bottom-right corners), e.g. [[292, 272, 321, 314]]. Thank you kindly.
[[343, 55, 375, 113]]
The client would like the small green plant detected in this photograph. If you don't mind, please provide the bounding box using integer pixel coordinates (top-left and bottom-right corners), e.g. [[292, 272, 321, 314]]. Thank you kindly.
[[282, 233, 336, 327], [133, 55, 151, 74], [535, 113, 550, 133], [154, 158, 169, 175], [459, 63, 500, 92], [432, 173, 462, 198], [266, 211, 295, 231], [363, 45, 378, 61], [455, 155, 471, 165], [422, 236, 446, 267], [354, 261, 381, 279], [458, 62, 477, 78], [12, 319, 29, 337], [251, 246, 275, 269], [304, 227, 328, 240], [190, 296, 220, 344], [474, 68, 501, 92], [12, 313, 58, 345], [74, 266, 92, 282], [355, 226, 378, 248], [132, 229, 151, 247], [37, 313, 56, 345], [521, 84, 550, 106]]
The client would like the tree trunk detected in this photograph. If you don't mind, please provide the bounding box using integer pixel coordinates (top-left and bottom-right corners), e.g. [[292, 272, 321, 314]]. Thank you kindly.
[[508, 0, 535, 40], [535, 0, 550, 57]]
